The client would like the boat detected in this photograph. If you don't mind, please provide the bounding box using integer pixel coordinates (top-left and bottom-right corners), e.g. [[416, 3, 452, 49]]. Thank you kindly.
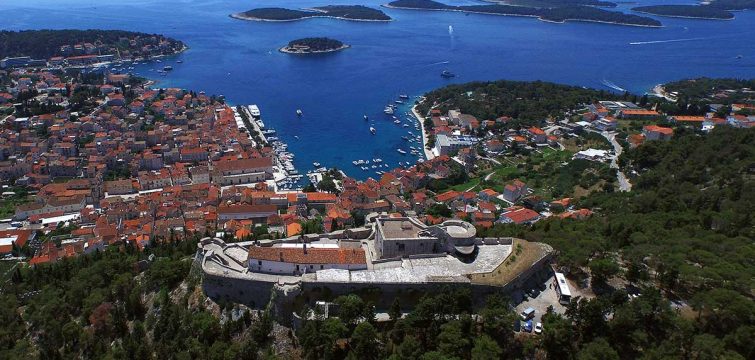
[[364, 115, 368, 120], [395, 100, 404, 104], [296, 109, 303, 116], [394, 120, 401, 124], [163, 65, 173, 71], [384, 106, 394, 115], [397, 149, 407, 155], [403, 124, 410, 127], [248, 105, 261, 118], [294, 135, 299, 139], [352, 160, 360, 166], [399, 94, 409, 99], [441, 70, 455, 78], [401, 136, 409, 140], [176, 60, 183, 63], [370, 127, 376, 134], [313, 162, 321, 168]]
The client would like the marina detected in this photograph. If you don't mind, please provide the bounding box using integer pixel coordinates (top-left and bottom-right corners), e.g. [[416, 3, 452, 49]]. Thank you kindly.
[[234, 105, 303, 190]]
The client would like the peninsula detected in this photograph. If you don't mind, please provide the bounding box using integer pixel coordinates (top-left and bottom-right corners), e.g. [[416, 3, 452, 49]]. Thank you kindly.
[[385, 0, 662, 27], [231, 5, 391, 22], [632, 5, 734, 19], [280, 37, 349, 54], [0, 29, 185, 64]]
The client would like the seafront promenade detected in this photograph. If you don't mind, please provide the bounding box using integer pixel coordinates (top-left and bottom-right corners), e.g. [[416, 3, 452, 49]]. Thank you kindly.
[[412, 102, 436, 160]]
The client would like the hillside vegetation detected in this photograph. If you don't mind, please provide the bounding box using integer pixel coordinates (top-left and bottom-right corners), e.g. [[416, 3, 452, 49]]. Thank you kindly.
[[0, 29, 184, 59], [387, 0, 662, 26]]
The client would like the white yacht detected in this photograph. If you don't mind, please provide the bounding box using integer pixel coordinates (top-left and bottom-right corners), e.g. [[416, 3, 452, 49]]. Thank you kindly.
[[370, 127, 376, 134], [248, 105, 261, 118]]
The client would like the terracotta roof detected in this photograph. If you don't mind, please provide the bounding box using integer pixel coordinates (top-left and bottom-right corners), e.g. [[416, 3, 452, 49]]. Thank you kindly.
[[248, 246, 366, 265], [503, 208, 540, 224]]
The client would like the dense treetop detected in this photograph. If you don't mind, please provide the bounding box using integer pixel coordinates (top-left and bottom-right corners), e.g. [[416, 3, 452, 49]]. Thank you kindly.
[[387, 0, 662, 26], [237, 5, 391, 21], [284, 37, 346, 52], [417, 79, 621, 122], [0, 29, 184, 59], [632, 5, 734, 19]]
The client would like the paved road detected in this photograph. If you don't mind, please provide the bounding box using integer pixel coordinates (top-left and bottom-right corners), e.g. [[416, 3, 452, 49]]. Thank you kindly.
[[589, 130, 632, 192]]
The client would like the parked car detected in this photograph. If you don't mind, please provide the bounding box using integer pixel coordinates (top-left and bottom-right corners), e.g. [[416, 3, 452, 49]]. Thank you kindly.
[[523, 320, 533, 333], [527, 288, 541, 298], [534, 322, 543, 334], [513, 319, 521, 332], [520, 307, 536, 320]]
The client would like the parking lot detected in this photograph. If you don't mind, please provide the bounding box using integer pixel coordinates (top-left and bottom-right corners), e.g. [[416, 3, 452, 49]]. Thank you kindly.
[[511, 271, 591, 334]]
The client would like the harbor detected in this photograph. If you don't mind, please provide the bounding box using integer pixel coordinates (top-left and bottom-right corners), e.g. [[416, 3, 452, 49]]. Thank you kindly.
[[233, 105, 304, 190]]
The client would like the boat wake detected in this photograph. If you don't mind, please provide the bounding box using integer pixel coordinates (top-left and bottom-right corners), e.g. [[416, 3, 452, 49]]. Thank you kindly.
[[601, 79, 626, 92], [629, 37, 709, 45]]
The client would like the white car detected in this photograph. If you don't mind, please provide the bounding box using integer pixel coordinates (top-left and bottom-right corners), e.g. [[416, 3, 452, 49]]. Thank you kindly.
[[534, 322, 543, 334]]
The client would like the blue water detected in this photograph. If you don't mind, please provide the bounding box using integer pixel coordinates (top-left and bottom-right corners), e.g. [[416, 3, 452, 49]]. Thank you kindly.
[[2, 0, 754, 179]]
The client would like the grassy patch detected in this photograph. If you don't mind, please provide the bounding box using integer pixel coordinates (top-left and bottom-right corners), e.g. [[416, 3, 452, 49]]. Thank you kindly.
[[469, 239, 551, 286]]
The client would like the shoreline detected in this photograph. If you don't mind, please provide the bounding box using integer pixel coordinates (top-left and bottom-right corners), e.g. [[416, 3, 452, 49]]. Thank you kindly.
[[230, 12, 392, 23], [412, 99, 436, 161], [381, 4, 663, 28], [631, 10, 734, 20], [279, 44, 350, 54]]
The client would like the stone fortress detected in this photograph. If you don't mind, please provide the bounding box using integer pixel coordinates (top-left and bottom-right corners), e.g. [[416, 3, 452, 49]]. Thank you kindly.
[[197, 214, 553, 312]]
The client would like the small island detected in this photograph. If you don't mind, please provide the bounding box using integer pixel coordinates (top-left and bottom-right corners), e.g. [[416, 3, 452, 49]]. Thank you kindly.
[[632, 5, 734, 20], [280, 37, 349, 54], [499, 0, 617, 8], [385, 0, 662, 27], [231, 5, 391, 22]]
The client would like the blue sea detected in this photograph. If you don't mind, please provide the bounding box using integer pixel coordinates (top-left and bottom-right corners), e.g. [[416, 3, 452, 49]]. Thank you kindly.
[[2, 0, 754, 180]]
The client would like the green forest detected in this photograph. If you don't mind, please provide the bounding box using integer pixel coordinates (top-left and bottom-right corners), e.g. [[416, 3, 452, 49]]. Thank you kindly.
[[479, 126, 754, 299], [417, 79, 621, 125], [0, 30, 184, 59], [632, 5, 734, 19], [285, 38, 346, 52], [238, 6, 391, 21], [387, 0, 662, 27]]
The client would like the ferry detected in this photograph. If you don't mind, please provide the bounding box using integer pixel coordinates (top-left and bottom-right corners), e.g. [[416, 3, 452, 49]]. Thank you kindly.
[[370, 127, 376, 134], [397, 149, 407, 155], [296, 109, 303, 116], [441, 70, 455, 78], [249, 105, 261, 118]]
